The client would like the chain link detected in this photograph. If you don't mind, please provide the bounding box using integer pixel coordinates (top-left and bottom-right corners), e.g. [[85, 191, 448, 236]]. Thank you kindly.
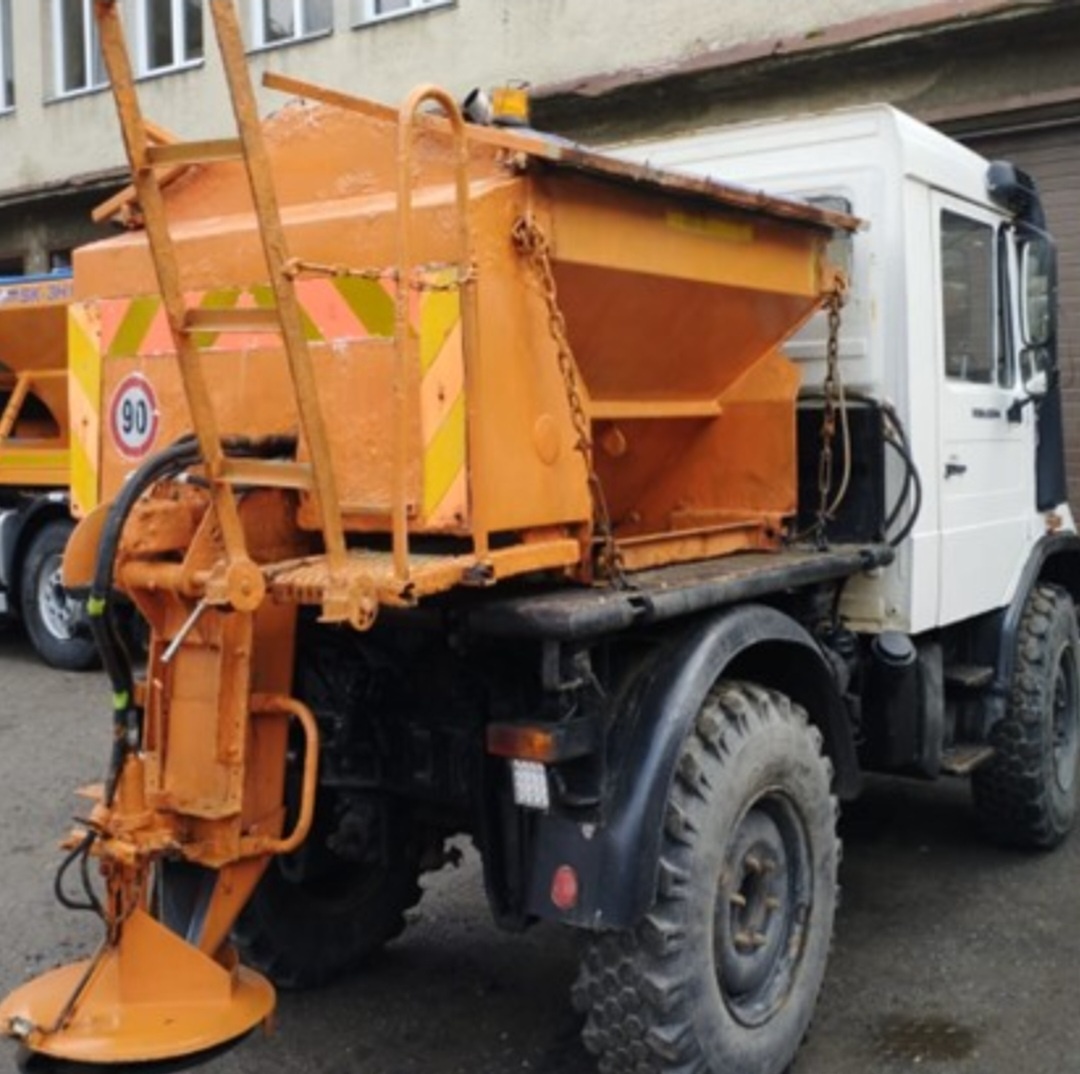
[[511, 215, 628, 587], [814, 279, 847, 548]]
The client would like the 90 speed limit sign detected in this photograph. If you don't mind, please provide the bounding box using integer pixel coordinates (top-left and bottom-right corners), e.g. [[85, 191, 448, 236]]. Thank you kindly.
[[109, 373, 160, 461]]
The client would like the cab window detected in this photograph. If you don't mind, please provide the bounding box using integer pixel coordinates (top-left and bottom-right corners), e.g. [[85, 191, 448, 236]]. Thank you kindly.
[[941, 211, 1010, 387]]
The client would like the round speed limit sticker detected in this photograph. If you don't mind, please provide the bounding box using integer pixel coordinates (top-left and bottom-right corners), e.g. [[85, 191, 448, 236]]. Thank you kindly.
[[109, 373, 160, 460]]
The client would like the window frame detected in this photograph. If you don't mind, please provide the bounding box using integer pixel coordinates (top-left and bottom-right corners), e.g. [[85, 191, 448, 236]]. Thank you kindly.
[[939, 208, 1011, 389], [135, 0, 204, 77], [0, 0, 13, 113], [250, 0, 333, 49], [353, 0, 453, 28], [51, 0, 107, 99]]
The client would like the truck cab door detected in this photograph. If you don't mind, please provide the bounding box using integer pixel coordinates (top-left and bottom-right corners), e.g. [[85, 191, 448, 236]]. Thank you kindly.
[[935, 197, 1036, 625]]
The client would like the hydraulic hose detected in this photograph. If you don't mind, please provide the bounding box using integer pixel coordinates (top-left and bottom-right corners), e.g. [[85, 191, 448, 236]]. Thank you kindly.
[[89, 437, 201, 805], [799, 390, 923, 547], [89, 434, 300, 806], [53, 830, 104, 918], [884, 434, 923, 548]]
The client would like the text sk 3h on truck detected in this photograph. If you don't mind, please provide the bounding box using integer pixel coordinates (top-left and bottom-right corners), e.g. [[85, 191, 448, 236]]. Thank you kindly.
[[1, 3, 1077, 1074]]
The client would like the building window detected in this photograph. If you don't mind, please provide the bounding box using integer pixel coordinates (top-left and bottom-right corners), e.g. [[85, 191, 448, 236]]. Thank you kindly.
[[354, 0, 453, 25], [138, 0, 204, 75], [252, 0, 332, 47], [52, 0, 107, 96], [0, 0, 13, 111]]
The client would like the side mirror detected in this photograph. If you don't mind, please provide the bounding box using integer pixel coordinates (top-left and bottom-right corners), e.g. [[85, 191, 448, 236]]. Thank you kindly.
[[1008, 228, 1057, 424], [1021, 347, 1051, 398], [1025, 366, 1049, 398], [1020, 235, 1054, 347]]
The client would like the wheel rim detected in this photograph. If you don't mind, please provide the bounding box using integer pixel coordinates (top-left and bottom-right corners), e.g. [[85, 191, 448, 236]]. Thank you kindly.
[[715, 793, 811, 1028], [36, 552, 79, 641], [1051, 640, 1079, 796]]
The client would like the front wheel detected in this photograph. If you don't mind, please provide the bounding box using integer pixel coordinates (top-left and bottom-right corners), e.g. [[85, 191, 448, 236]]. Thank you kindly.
[[972, 584, 1080, 848], [572, 682, 839, 1074], [19, 519, 99, 671]]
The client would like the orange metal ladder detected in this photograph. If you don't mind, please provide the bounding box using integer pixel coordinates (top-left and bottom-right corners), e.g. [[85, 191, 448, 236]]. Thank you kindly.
[[94, 0, 352, 621]]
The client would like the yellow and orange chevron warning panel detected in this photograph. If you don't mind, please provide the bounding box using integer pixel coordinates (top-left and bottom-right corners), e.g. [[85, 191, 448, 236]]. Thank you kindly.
[[77, 270, 471, 533]]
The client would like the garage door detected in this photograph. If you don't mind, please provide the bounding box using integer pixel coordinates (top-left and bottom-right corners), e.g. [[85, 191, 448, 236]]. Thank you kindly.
[[961, 122, 1080, 512]]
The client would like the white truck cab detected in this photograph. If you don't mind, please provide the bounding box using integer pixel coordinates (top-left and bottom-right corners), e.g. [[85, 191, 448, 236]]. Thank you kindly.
[[620, 105, 1071, 637]]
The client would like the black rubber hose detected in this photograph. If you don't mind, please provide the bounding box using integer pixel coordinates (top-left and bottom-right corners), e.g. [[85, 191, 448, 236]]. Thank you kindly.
[[90, 436, 199, 600], [801, 390, 921, 546], [88, 438, 200, 804], [884, 433, 923, 547], [883, 435, 914, 533], [90, 433, 300, 805], [53, 830, 104, 918]]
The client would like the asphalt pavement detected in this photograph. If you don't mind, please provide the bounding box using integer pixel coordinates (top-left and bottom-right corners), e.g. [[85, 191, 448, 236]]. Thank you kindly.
[[1, 628, 1078, 1074]]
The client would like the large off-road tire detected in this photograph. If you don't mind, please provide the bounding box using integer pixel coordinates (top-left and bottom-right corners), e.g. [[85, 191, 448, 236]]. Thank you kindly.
[[234, 823, 423, 990], [235, 627, 424, 989], [19, 519, 98, 671], [972, 584, 1080, 849], [572, 682, 839, 1074]]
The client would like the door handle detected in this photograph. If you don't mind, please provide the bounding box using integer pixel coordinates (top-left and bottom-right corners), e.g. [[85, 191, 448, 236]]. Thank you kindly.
[[945, 461, 967, 478]]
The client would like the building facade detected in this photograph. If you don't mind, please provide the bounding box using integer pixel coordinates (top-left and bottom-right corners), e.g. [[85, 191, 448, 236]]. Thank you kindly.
[[1, 0, 1078, 497]]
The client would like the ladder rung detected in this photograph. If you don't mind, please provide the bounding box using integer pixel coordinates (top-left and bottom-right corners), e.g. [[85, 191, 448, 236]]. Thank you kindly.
[[218, 458, 313, 490], [145, 138, 244, 168], [184, 308, 283, 335]]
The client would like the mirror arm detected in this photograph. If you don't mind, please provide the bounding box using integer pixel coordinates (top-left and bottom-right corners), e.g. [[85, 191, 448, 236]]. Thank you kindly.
[[1008, 367, 1057, 424], [1007, 395, 1034, 424]]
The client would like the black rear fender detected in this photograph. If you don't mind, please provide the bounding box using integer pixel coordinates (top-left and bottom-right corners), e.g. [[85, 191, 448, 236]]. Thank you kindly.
[[523, 603, 855, 929]]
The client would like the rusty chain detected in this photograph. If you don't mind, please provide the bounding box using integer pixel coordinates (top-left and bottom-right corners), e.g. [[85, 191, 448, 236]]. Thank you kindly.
[[814, 279, 847, 548], [511, 215, 628, 587]]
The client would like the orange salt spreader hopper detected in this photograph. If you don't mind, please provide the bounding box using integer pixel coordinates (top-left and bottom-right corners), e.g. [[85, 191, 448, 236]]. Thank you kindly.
[[0, 1, 856, 1064], [0, 273, 73, 488]]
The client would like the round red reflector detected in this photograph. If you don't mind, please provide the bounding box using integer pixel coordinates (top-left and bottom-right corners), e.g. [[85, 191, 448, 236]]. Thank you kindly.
[[551, 865, 580, 911]]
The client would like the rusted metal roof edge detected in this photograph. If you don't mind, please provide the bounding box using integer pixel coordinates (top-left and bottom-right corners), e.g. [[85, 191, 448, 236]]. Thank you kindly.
[[457, 118, 859, 232], [525, 139, 862, 233]]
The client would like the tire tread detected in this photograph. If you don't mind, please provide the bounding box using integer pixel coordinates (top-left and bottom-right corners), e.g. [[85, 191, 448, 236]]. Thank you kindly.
[[573, 682, 838, 1074], [972, 584, 1080, 849]]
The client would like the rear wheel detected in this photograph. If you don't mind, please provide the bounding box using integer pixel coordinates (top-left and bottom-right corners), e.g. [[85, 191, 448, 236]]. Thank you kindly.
[[973, 584, 1080, 849], [19, 519, 98, 671], [234, 811, 423, 989], [572, 682, 839, 1074], [235, 629, 425, 989]]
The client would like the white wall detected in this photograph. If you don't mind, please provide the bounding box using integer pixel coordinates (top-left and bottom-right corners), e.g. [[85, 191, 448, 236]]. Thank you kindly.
[[1, 0, 943, 193]]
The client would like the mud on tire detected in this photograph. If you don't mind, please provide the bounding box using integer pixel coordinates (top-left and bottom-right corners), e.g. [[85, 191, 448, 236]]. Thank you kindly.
[[572, 681, 839, 1074], [972, 584, 1080, 849]]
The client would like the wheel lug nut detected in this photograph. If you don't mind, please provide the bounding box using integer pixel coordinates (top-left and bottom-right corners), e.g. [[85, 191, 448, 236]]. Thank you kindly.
[[745, 854, 763, 874], [733, 929, 769, 951], [729, 892, 747, 908]]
